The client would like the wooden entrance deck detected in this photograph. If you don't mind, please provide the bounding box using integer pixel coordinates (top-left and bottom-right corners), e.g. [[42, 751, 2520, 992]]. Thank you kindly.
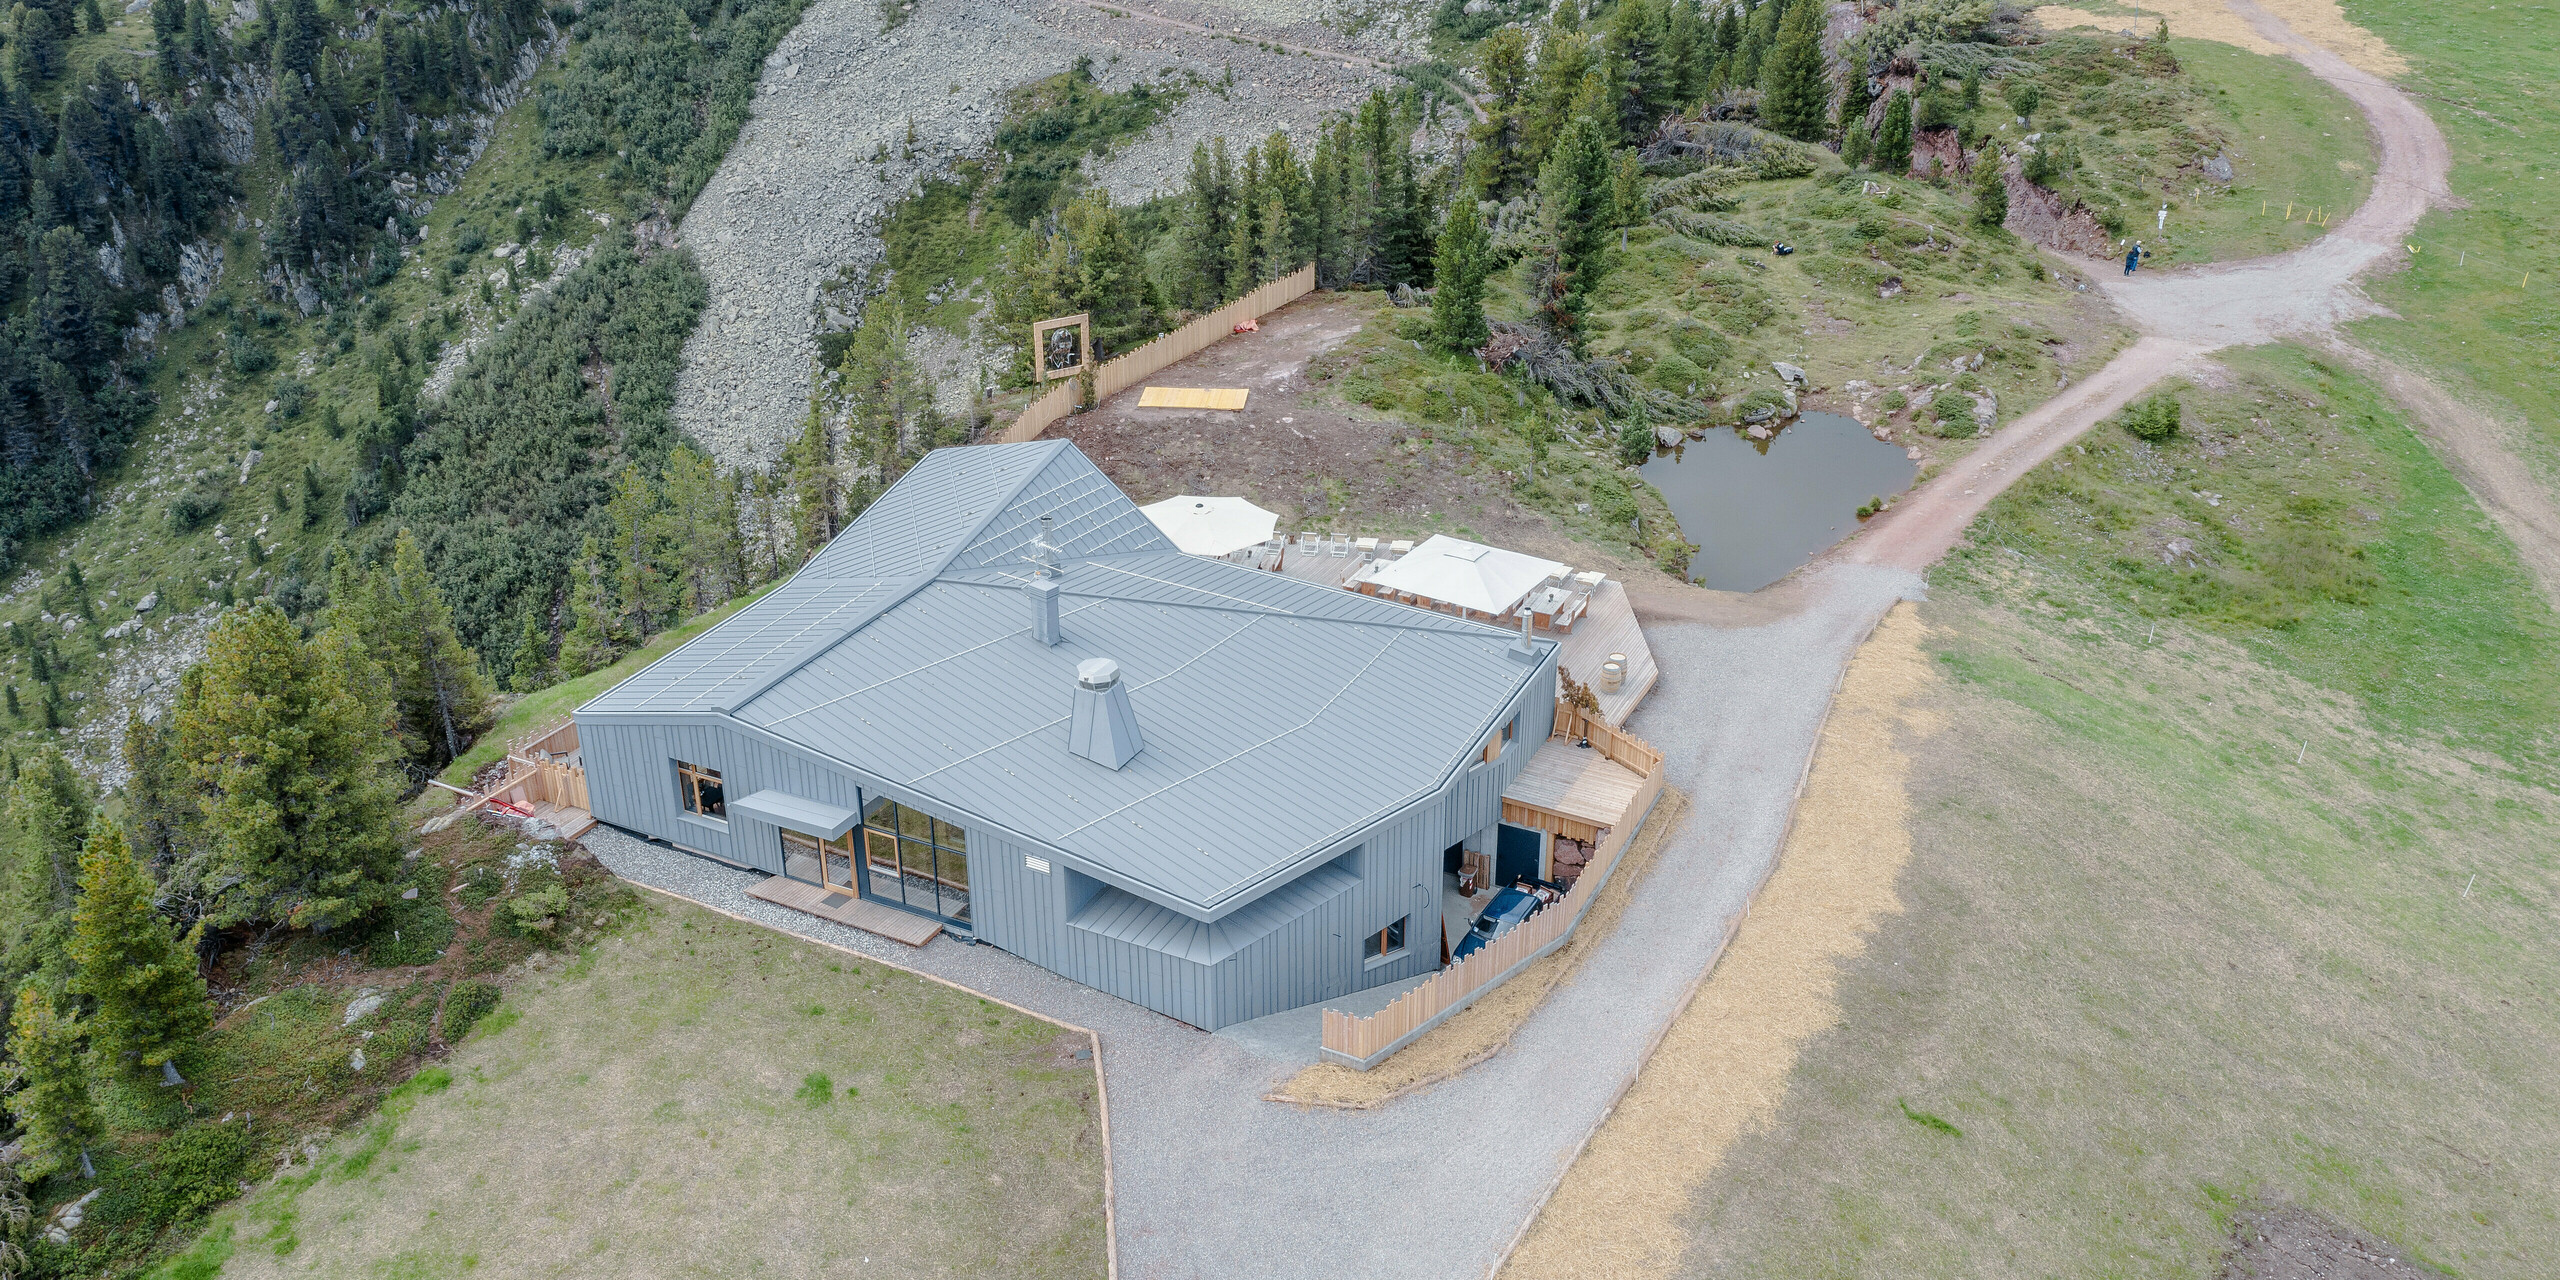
[[1552, 580, 1655, 727], [1501, 739, 1648, 844], [746, 876, 944, 947]]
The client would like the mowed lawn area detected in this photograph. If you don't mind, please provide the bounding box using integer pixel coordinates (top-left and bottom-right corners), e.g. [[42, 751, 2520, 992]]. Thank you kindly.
[[205, 897, 1108, 1279]]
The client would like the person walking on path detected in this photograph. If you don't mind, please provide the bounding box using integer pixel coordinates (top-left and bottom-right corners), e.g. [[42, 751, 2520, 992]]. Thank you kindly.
[[2125, 241, 2146, 275]]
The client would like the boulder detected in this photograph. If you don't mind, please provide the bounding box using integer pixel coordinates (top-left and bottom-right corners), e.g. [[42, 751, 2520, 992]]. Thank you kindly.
[[1772, 361, 1807, 385], [2202, 153, 2235, 183]]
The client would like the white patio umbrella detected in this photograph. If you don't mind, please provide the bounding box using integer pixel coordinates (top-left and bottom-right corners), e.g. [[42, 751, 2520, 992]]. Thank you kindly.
[[1138, 494, 1281, 558], [1363, 534, 1567, 616]]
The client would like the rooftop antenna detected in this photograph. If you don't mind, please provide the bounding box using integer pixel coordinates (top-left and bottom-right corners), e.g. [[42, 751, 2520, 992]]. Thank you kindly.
[[1028, 514, 1062, 580]]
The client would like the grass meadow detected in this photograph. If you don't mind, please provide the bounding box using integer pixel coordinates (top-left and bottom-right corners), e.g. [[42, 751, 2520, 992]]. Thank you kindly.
[[170, 897, 1108, 1280], [1667, 347, 2560, 1276]]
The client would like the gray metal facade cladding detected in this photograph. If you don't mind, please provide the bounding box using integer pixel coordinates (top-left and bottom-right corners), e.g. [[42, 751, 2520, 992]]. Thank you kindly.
[[577, 440, 1559, 1028]]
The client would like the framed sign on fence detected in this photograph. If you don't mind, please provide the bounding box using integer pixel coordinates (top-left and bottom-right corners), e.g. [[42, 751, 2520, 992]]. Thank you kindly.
[[1033, 313, 1092, 382]]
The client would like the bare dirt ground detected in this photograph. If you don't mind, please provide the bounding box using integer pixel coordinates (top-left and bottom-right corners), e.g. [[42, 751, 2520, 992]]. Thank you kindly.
[[2219, 1203, 2445, 1279], [1059, 291, 1676, 582], [1505, 603, 1933, 1279]]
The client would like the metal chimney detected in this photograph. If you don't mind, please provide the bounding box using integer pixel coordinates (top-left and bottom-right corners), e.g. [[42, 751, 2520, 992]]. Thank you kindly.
[[1030, 577, 1062, 646], [1068, 658, 1145, 769]]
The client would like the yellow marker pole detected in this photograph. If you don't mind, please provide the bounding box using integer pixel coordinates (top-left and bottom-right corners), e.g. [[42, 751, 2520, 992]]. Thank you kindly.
[[2286, 202, 2294, 219]]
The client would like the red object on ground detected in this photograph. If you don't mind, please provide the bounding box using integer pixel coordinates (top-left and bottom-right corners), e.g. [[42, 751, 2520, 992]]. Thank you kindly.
[[487, 798, 532, 818], [1232, 319, 1259, 333]]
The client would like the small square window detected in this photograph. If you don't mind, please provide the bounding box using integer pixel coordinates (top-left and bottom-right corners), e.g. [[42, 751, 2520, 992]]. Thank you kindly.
[[1364, 916, 1408, 962], [676, 761, 725, 819], [1502, 715, 1518, 744]]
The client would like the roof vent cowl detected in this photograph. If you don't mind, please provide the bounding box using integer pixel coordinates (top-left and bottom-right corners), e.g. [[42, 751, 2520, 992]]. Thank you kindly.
[[1069, 658, 1145, 770]]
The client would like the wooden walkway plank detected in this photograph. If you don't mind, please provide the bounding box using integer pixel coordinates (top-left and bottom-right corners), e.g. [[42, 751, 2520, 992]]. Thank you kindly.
[[745, 876, 944, 947]]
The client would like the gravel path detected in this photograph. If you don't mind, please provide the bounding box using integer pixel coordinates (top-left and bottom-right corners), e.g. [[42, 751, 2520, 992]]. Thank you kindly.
[[1842, 0, 2460, 577], [585, 561, 1923, 1278], [672, 0, 1395, 470]]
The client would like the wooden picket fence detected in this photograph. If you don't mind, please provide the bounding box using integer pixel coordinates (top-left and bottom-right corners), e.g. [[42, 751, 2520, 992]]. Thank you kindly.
[[1319, 703, 1668, 1070], [1001, 265, 1316, 444]]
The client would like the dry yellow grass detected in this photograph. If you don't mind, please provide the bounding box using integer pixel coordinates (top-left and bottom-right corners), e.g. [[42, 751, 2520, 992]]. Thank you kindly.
[[2030, 0, 2406, 76], [1266, 788, 1691, 1109], [1500, 602, 1935, 1280]]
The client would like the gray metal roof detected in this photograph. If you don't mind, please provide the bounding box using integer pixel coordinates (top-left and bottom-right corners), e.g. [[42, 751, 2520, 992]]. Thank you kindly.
[[582, 440, 1554, 920]]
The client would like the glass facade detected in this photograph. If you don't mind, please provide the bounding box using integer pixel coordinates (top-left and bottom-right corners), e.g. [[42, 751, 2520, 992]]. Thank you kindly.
[[777, 789, 970, 929], [862, 794, 969, 927]]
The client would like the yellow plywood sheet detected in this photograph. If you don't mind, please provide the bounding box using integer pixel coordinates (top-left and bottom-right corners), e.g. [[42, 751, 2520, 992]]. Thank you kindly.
[[1139, 386, 1249, 410]]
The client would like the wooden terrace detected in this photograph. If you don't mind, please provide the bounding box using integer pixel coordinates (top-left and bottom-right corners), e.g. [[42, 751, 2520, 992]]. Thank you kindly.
[[1264, 534, 1658, 725]]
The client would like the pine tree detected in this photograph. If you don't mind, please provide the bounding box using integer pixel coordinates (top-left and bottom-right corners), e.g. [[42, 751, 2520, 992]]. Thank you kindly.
[[185, 0, 224, 72], [151, 0, 183, 49], [121, 708, 200, 871], [1175, 139, 1236, 308], [1973, 149, 2009, 228], [557, 537, 621, 677], [1876, 90, 1915, 175], [781, 411, 843, 558], [658, 449, 744, 617], [6, 988, 97, 1181], [67, 817, 210, 1081], [1837, 72, 1875, 166], [2, 747, 90, 987], [509, 608, 553, 694], [1467, 27, 1535, 198], [1259, 194, 1294, 282], [603, 466, 675, 640], [173, 603, 403, 931], [1538, 110, 1615, 345], [1602, 0, 1676, 144], [372, 530, 496, 768], [1759, 0, 1830, 142], [1611, 148, 1648, 227], [1428, 199, 1492, 355], [1373, 149, 1433, 288], [1525, 30, 1595, 168], [1070, 200, 1157, 355]]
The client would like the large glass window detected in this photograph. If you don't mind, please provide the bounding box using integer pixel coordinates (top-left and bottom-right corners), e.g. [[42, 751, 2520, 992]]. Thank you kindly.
[[780, 829, 859, 897], [676, 762, 725, 819], [860, 795, 969, 926]]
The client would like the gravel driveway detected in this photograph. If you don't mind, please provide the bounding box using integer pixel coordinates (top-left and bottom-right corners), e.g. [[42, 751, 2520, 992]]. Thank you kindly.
[[672, 0, 1397, 470], [588, 560, 1922, 1278]]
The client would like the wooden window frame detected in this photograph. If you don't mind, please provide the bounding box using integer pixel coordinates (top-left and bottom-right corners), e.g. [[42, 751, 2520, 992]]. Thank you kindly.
[[675, 760, 726, 820], [1364, 915, 1408, 964]]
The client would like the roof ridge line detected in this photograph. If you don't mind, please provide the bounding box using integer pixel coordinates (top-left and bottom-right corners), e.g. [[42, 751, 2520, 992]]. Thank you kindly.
[[715, 440, 1071, 714]]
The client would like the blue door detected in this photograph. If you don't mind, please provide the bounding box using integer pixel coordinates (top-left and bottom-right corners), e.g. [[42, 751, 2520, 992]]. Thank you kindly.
[[1496, 823, 1543, 887]]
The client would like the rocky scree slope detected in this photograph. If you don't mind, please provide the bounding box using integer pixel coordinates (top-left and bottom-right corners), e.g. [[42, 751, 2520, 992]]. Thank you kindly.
[[672, 0, 1394, 469]]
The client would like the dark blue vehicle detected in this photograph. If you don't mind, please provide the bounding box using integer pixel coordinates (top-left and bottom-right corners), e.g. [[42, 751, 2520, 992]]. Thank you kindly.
[[1453, 880, 1560, 960]]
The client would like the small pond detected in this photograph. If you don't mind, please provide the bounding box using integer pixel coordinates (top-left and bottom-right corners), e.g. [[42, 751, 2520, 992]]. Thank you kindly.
[[1638, 411, 1919, 592]]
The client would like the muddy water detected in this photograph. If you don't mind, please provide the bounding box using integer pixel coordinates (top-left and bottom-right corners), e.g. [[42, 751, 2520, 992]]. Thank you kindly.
[[1639, 412, 1918, 592]]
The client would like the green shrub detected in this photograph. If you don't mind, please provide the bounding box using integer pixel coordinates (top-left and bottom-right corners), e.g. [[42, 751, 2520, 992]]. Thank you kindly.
[[1882, 390, 1909, 411], [146, 1121, 254, 1222], [1933, 393, 1979, 438], [1615, 418, 1656, 465], [2123, 392, 2181, 442], [1646, 351, 1705, 394], [364, 886, 457, 968], [443, 981, 503, 1041]]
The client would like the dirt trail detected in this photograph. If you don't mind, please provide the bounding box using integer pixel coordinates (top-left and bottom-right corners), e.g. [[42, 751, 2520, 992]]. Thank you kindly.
[[1840, 0, 2480, 579], [1845, 334, 2209, 572], [2327, 340, 2560, 612]]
